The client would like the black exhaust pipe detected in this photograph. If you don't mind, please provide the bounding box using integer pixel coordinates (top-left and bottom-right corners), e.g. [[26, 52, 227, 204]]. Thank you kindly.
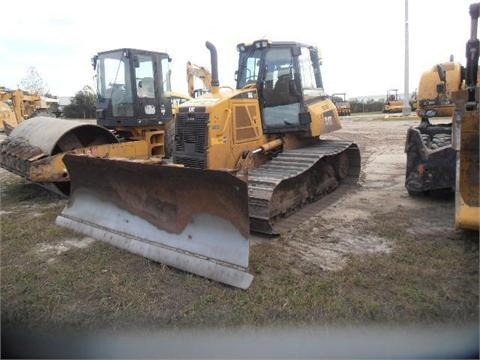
[[466, 3, 479, 105], [205, 41, 219, 88]]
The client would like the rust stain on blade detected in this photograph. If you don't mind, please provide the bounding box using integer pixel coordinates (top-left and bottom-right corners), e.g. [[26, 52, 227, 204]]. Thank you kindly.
[[63, 154, 250, 238]]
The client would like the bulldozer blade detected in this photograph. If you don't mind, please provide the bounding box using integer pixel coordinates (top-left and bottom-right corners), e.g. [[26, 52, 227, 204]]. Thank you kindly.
[[56, 155, 253, 289]]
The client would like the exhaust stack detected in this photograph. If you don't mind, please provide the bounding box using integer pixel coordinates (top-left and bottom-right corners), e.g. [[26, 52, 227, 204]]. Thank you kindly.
[[205, 41, 219, 94]]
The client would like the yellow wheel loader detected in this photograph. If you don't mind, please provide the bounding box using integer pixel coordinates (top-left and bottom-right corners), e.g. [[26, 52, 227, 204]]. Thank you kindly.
[[452, 3, 479, 231], [0, 48, 178, 195], [56, 40, 361, 289]]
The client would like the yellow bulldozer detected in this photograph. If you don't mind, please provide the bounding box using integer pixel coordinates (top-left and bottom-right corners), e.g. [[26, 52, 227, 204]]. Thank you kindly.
[[55, 40, 361, 289], [330, 93, 351, 116], [0, 48, 183, 195], [383, 89, 404, 113]]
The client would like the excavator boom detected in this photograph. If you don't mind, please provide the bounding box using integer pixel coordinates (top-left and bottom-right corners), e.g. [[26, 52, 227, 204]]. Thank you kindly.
[[186, 61, 212, 97]]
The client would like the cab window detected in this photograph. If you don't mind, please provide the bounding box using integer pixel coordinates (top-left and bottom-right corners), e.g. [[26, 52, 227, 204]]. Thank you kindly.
[[135, 55, 155, 98]]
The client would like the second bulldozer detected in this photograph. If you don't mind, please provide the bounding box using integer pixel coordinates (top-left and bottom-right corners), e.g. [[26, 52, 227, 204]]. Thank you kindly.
[[57, 40, 361, 289]]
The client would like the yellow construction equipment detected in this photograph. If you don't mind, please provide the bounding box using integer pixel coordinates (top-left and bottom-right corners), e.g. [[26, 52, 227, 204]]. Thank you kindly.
[[56, 40, 361, 289], [405, 3, 479, 201], [186, 61, 212, 97], [330, 93, 351, 116], [383, 89, 404, 113], [416, 59, 464, 117], [0, 48, 183, 195], [0, 88, 53, 134], [452, 3, 479, 231]]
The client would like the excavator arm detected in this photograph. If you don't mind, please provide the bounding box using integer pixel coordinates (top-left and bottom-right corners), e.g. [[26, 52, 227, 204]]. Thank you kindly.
[[186, 61, 212, 97], [0, 89, 45, 133]]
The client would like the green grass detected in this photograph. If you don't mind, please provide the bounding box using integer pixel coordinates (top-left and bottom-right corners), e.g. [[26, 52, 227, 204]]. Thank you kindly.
[[1, 177, 478, 332]]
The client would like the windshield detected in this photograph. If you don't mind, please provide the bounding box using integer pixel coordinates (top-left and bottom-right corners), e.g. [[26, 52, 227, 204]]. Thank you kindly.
[[96, 50, 134, 117], [135, 55, 155, 98], [236, 49, 262, 88]]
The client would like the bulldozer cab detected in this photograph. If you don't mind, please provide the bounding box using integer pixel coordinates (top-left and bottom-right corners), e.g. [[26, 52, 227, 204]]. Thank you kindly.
[[93, 48, 173, 128], [235, 40, 325, 134], [386, 89, 399, 102]]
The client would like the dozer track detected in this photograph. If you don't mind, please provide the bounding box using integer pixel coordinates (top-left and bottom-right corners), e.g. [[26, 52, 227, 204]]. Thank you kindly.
[[248, 139, 361, 234]]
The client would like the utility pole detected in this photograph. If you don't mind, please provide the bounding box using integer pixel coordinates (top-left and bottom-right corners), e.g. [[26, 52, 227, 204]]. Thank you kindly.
[[403, 0, 412, 115]]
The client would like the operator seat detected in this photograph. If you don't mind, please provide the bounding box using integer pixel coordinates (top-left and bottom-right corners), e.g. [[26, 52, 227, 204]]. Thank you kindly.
[[273, 74, 298, 106], [138, 77, 155, 98]]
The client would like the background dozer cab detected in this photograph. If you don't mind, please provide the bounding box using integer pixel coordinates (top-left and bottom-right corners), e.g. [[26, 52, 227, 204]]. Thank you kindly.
[[0, 48, 176, 195], [330, 93, 351, 116], [57, 40, 360, 289], [383, 89, 404, 113]]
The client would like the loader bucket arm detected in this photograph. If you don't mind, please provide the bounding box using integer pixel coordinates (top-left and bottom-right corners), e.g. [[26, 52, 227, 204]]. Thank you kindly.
[[56, 155, 253, 289]]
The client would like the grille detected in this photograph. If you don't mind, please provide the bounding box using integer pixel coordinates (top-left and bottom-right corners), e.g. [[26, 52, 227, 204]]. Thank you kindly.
[[174, 156, 206, 169], [174, 111, 209, 169]]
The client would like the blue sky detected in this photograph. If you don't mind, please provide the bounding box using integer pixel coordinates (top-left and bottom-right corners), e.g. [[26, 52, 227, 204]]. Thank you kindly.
[[0, 0, 475, 98]]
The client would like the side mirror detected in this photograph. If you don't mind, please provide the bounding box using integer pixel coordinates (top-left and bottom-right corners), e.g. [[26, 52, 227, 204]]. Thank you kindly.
[[133, 55, 140, 68]]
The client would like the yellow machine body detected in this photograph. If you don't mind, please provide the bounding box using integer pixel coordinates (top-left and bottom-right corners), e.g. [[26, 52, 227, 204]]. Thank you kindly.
[[0, 116, 155, 195], [417, 61, 463, 117], [453, 88, 479, 231], [176, 86, 342, 171], [453, 3, 479, 231]]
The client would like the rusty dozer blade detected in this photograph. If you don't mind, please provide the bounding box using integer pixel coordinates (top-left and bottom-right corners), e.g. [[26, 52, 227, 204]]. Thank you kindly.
[[55, 155, 253, 289]]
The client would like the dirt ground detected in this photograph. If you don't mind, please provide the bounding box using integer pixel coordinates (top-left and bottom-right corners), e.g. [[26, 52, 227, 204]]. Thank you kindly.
[[1, 114, 478, 351]]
